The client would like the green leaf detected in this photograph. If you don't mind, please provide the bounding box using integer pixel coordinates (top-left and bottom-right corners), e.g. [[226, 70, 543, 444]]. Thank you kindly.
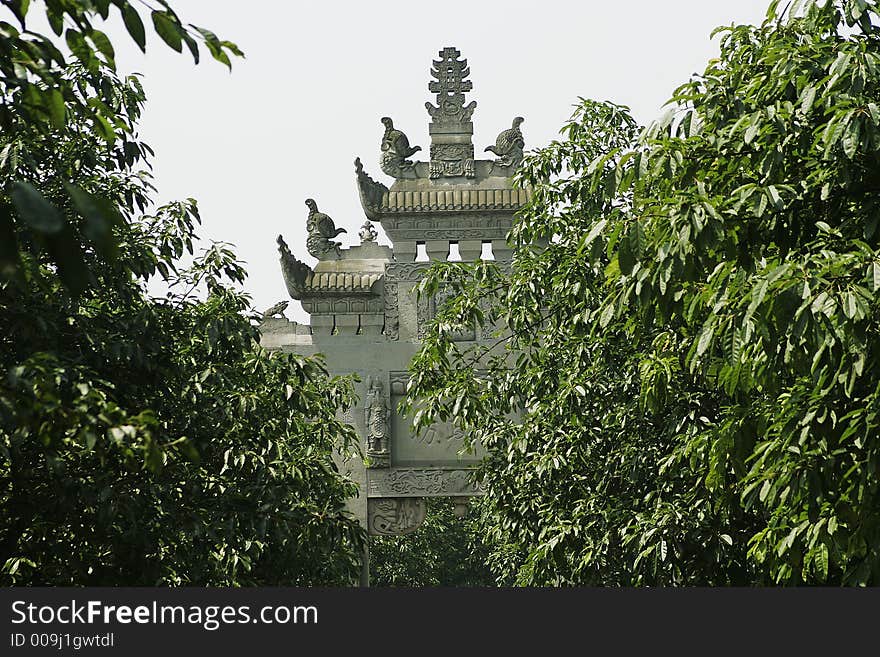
[[583, 219, 607, 248], [7, 0, 30, 28], [46, 88, 66, 128], [45, 225, 91, 295], [10, 182, 64, 234], [152, 11, 183, 53], [800, 85, 816, 114], [89, 29, 116, 66], [182, 31, 200, 64], [0, 201, 21, 279], [617, 230, 635, 275], [696, 323, 714, 358], [598, 302, 615, 328], [64, 184, 122, 260], [121, 3, 147, 52], [815, 544, 828, 581], [195, 26, 232, 69], [65, 29, 91, 64], [745, 278, 768, 320]]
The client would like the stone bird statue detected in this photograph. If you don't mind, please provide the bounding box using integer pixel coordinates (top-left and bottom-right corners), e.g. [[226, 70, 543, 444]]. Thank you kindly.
[[381, 117, 421, 159], [305, 198, 346, 259], [485, 116, 525, 168], [380, 117, 421, 177], [261, 300, 289, 318]]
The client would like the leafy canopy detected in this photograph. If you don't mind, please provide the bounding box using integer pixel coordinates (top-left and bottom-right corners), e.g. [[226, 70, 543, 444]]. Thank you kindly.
[[1, 1, 364, 585], [406, 0, 880, 585]]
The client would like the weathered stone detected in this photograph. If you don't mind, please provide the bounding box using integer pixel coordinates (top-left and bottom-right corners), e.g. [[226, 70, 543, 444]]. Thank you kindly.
[[262, 47, 527, 537]]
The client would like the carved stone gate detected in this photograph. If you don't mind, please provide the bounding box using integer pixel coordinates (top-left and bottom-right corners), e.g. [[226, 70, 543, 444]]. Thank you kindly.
[[260, 47, 527, 581]]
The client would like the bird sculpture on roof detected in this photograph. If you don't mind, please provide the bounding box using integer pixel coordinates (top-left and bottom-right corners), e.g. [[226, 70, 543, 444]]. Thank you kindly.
[[261, 300, 289, 319], [485, 116, 525, 169], [305, 198, 346, 259], [380, 117, 421, 177]]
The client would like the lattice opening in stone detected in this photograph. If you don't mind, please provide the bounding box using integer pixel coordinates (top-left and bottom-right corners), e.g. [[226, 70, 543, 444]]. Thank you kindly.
[[447, 242, 461, 261], [415, 241, 429, 262], [481, 241, 495, 260]]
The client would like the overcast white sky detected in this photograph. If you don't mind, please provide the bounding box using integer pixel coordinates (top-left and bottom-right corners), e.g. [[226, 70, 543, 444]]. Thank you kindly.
[[99, 0, 773, 321]]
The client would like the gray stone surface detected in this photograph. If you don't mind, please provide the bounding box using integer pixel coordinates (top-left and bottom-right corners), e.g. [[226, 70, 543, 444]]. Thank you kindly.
[[261, 46, 526, 536]]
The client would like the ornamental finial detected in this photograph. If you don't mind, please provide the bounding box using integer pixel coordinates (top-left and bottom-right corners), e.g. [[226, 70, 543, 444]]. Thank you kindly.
[[425, 47, 477, 125]]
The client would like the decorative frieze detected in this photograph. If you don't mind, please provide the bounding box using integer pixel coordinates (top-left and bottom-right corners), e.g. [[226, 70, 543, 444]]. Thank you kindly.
[[385, 262, 431, 281], [383, 281, 399, 340], [368, 468, 480, 497], [300, 297, 384, 315]]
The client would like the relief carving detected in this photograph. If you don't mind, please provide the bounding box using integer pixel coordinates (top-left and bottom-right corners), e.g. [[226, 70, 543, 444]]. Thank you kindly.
[[385, 262, 431, 281], [364, 375, 391, 468], [383, 281, 399, 340], [367, 498, 427, 536], [368, 468, 479, 497]]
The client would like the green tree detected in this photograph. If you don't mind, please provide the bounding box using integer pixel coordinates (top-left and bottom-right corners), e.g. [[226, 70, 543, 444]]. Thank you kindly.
[[1, 2, 364, 585], [370, 498, 498, 587], [407, 0, 880, 585]]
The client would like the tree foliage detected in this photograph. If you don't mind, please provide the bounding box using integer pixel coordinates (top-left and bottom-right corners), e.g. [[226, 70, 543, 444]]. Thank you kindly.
[[1, 2, 364, 585], [407, 0, 880, 585], [1, 0, 242, 293], [370, 498, 498, 587]]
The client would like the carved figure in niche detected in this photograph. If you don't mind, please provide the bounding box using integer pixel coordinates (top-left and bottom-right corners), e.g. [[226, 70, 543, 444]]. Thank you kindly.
[[364, 375, 391, 467], [380, 117, 421, 177], [305, 198, 346, 259], [277, 234, 311, 300], [485, 116, 525, 169]]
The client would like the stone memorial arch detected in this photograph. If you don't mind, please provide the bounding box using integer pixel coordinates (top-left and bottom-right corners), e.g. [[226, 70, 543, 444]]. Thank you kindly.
[[260, 47, 527, 581]]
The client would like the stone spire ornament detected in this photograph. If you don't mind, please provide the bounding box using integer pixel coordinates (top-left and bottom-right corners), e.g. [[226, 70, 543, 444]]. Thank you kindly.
[[359, 220, 378, 243], [426, 47, 477, 179]]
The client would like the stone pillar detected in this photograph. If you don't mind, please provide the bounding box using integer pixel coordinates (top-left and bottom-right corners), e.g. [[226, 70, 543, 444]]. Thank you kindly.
[[335, 314, 359, 335], [458, 239, 482, 262], [425, 239, 449, 261], [393, 240, 418, 263], [492, 238, 512, 261], [311, 314, 334, 335], [360, 313, 384, 336]]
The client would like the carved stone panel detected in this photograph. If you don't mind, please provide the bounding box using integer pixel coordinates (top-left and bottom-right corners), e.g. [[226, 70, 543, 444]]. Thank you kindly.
[[388, 371, 484, 467], [364, 375, 391, 468], [368, 468, 481, 498], [383, 281, 399, 340], [367, 497, 426, 535], [385, 262, 431, 281]]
